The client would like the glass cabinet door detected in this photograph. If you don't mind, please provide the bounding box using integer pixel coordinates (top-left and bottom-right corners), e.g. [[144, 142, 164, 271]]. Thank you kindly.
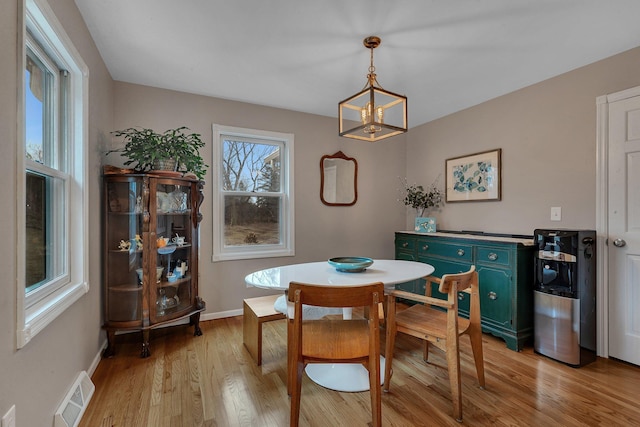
[[105, 178, 144, 323], [152, 180, 194, 321]]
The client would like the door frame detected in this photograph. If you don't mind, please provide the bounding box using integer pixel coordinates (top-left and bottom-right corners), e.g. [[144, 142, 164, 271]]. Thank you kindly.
[[595, 85, 640, 358]]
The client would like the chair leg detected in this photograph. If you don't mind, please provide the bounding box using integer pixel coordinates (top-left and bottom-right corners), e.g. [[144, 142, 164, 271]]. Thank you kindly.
[[468, 329, 486, 388], [290, 361, 304, 427], [368, 357, 382, 427], [287, 319, 294, 396], [446, 343, 463, 422], [383, 300, 397, 392], [422, 341, 430, 362]]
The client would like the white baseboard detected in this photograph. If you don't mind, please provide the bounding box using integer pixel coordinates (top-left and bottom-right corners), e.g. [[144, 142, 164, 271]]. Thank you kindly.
[[201, 308, 242, 321], [86, 346, 103, 377]]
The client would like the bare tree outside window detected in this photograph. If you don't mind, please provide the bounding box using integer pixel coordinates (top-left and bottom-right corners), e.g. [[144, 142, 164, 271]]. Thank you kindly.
[[222, 139, 281, 246]]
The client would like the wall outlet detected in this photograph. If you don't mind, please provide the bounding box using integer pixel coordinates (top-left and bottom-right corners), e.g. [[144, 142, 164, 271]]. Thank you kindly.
[[2, 405, 16, 427], [551, 207, 562, 221]]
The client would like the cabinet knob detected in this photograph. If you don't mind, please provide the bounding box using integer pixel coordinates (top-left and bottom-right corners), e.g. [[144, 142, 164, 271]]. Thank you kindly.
[[422, 245, 429, 251], [458, 292, 465, 301], [488, 252, 498, 261], [488, 291, 498, 300], [457, 249, 465, 256], [402, 242, 409, 248]]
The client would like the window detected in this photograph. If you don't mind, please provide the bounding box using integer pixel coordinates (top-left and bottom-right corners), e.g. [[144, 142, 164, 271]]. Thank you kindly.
[[17, 0, 89, 347], [212, 125, 294, 261]]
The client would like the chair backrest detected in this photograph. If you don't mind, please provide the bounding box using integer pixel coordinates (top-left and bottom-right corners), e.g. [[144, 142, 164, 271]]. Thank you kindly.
[[436, 265, 478, 299], [288, 281, 385, 363], [430, 266, 481, 335], [288, 282, 385, 318], [288, 281, 385, 427]]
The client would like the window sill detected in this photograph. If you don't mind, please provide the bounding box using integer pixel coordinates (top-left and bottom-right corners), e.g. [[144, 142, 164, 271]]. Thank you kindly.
[[212, 248, 295, 262], [18, 281, 89, 348]]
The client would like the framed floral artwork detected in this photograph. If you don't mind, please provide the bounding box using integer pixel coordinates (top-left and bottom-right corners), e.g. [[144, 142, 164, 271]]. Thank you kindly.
[[445, 149, 501, 202]]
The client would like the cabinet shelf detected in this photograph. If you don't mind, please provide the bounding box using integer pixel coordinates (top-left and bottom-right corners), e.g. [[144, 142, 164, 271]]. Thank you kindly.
[[108, 284, 143, 292], [107, 210, 193, 216], [103, 173, 205, 358], [157, 209, 192, 215], [107, 245, 191, 256], [158, 275, 190, 287], [108, 211, 141, 216], [110, 248, 142, 254], [157, 243, 192, 253]]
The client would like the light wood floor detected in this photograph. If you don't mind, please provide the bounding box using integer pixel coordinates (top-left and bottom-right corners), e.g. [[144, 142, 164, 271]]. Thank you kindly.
[[81, 315, 640, 427]]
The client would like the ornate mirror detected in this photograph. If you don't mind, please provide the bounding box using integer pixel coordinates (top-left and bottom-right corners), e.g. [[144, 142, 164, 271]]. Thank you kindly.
[[320, 151, 357, 206]]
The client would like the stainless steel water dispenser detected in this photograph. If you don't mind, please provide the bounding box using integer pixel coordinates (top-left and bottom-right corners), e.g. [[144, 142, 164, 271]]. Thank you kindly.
[[533, 229, 596, 366]]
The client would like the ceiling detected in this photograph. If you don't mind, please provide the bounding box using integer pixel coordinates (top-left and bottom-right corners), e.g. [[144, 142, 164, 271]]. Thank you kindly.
[[74, 0, 640, 128]]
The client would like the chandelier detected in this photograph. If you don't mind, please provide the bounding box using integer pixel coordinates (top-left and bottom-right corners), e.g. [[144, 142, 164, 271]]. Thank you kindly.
[[338, 36, 408, 142]]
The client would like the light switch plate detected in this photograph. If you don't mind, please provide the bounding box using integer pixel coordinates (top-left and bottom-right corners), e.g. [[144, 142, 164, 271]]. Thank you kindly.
[[551, 207, 562, 221]]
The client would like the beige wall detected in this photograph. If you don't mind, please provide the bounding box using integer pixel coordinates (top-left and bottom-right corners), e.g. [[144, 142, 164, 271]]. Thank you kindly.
[[406, 46, 640, 235], [110, 83, 408, 315], [0, 0, 113, 425]]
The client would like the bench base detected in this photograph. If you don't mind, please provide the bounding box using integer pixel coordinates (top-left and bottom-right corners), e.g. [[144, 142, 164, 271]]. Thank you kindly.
[[243, 294, 286, 365]]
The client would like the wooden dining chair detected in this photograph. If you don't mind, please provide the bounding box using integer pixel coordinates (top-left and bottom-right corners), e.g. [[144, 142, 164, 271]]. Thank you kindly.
[[288, 281, 385, 427], [383, 266, 485, 422]]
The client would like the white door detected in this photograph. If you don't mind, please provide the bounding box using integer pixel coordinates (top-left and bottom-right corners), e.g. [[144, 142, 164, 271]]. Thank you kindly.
[[608, 94, 640, 366]]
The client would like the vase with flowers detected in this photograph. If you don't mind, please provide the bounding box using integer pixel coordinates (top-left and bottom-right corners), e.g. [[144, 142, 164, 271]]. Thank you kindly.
[[399, 177, 444, 233]]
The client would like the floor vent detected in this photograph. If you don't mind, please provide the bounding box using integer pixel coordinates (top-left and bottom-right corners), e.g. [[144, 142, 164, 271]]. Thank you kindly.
[[54, 371, 95, 427]]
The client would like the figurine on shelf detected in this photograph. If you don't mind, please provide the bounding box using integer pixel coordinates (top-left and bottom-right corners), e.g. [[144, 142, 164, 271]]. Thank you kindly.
[[118, 240, 131, 251], [172, 234, 186, 246], [175, 260, 188, 278], [135, 234, 143, 251], [108, 189, 121, 212], [135, 196, 142, 213]]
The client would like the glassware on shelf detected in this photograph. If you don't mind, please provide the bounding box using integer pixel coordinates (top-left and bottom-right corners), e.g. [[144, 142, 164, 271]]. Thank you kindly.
[[157, 289, 167, 316], [168, 186, 188, 212]]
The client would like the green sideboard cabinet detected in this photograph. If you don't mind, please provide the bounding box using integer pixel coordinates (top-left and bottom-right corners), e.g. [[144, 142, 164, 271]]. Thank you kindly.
[[395, 231, 536, 351]]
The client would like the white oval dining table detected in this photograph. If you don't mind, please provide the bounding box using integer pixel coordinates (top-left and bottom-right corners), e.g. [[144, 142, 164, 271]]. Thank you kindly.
[[244, 259, 435, 392]]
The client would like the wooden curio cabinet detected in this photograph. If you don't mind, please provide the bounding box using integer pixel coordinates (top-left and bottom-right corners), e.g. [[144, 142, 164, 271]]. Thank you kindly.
[[102, 172, 205, 358]]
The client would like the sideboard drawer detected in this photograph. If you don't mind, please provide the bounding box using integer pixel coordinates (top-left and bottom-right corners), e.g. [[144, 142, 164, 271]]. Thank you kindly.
[[476, 247, 511, 267], [396, 235, 416, 252], [418, 239, 473, 262]]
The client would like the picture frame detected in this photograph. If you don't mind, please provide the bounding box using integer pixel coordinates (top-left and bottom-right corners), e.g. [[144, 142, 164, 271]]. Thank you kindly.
[[445, 148, 501, 202]]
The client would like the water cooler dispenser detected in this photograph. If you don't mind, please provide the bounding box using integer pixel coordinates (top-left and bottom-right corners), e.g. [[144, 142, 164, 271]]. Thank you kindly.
[[533, 229, 596, 366]]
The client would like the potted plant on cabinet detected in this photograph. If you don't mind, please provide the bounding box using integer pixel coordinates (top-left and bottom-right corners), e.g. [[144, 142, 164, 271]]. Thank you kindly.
[[399, 177, 444, 233], [108, 126, 208, 179]]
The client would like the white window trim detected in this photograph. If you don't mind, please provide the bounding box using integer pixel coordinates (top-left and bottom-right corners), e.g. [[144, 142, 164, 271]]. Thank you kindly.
[[16, 0, 89, 348], [211, 124, 295, 261]]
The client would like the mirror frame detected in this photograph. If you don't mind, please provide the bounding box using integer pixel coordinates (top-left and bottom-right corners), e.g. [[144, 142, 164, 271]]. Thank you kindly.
[[320, 151, 358, 206]]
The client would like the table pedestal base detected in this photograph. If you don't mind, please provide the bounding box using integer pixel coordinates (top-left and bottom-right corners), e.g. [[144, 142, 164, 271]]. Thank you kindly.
[[304, 356, 386, 392]]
